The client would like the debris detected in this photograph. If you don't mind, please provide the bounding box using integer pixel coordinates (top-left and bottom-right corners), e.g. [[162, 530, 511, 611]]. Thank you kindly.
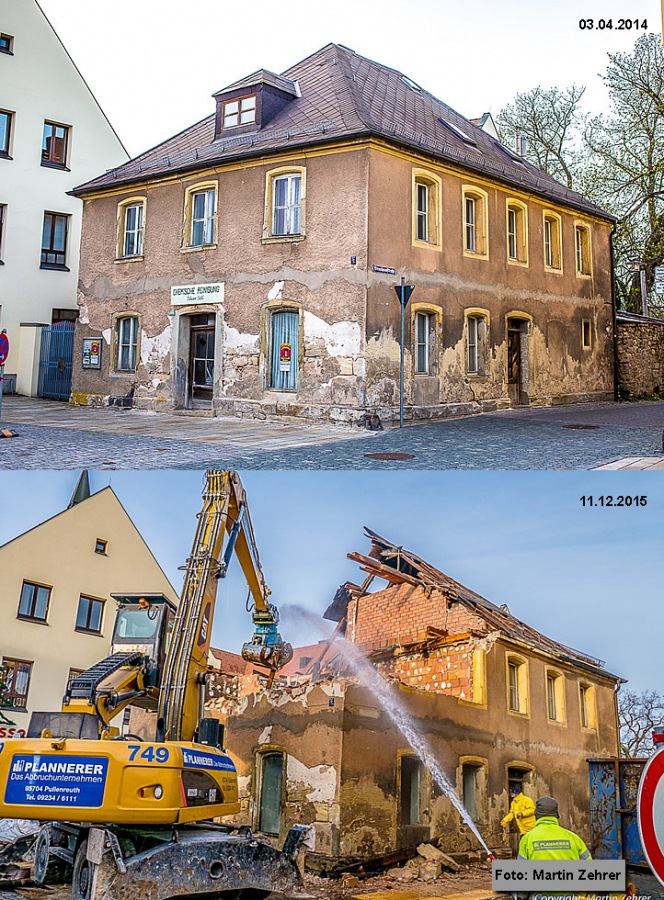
[[357, 412, 383, 431], [417, 842, 460, 872]]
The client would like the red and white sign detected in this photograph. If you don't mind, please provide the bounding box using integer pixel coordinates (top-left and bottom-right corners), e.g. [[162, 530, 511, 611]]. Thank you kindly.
[[0, 332, 9, 366], [638, 747, 664, 886], [279, 343, 292, 373], [0, 726, 26, 739]]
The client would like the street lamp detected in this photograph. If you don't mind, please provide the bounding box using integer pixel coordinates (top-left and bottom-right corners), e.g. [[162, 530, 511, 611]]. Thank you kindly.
[[393, 278, 415, 428]]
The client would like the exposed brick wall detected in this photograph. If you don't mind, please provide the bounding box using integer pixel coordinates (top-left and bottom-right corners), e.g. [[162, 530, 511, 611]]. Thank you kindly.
[[350, 583, 488, 649], [617, 320, 664, 397], [377, 643, 474, 698]]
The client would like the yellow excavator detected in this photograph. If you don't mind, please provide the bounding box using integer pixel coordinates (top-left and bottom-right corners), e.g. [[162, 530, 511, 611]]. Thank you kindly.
[[0, 471, 305, 900]]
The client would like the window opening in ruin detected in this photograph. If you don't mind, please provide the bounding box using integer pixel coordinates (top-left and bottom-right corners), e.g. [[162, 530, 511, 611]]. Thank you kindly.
[[547, 673, 557, 720], [507, 766, 530, 795], [400, 755, 423, 825], [258, 752, 284, 835], [462, 763, 481, 821]]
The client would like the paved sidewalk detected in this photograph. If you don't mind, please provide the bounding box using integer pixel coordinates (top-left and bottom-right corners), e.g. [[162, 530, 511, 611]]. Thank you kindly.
[[1, 395, 663, 470]]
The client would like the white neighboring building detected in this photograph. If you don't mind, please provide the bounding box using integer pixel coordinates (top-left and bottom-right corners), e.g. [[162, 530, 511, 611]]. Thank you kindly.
[[0, 0, 127, 396]]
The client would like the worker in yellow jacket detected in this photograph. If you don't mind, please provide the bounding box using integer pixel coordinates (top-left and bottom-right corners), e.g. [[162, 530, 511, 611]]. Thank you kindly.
[[501, 786, 536, 835], [518, 796, 591, 860]]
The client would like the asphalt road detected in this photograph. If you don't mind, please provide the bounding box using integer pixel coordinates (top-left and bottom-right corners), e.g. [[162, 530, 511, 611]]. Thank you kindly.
[[1, 396, 663, 470]]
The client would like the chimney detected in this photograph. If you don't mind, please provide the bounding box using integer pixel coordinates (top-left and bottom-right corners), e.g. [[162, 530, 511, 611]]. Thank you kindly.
[[516, 133, 528, 157]]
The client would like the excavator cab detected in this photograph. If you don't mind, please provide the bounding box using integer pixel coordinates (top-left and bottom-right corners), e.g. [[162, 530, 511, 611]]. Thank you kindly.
[[27, 594, 177, 740], [109, 593, 176, 692]]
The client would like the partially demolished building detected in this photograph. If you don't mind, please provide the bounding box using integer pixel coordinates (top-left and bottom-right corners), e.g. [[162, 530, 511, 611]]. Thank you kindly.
[[206, 530, 621, 866]]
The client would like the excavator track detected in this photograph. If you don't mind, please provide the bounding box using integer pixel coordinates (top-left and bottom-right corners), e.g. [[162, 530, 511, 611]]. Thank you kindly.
[[65, 653, 144, 703]]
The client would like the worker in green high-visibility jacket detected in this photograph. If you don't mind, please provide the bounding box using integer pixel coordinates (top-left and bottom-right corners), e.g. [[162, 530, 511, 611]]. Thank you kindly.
[[518, 796, 592, 860]]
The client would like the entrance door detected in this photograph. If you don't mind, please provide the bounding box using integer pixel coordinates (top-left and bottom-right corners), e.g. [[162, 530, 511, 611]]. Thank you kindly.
[[37, 322, 75, 401], [188, 313, 215, 406], [507, 319, 528, 406]]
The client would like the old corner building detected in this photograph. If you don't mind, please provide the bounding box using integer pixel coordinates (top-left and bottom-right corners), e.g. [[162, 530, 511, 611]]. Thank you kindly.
[[200, 530, 621, 865], [71, 44, 616, 424]]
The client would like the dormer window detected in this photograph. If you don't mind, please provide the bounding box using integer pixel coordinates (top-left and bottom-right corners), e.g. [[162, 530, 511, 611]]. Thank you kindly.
[[223, 95, 256, 129]]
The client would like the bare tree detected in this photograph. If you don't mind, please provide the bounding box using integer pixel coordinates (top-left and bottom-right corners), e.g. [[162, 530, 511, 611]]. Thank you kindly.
[[618, 689, 664, 757], [496, 84, 586, 189], [583, 33, 664, 310]]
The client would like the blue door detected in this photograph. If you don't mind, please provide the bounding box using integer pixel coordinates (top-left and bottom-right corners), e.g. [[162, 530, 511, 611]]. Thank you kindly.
[[38, 323, 75, 400], [270, 311, 299, 390]]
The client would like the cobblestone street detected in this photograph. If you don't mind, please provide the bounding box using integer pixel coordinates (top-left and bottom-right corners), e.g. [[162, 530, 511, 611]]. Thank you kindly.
[[1, 396, 663, 470]]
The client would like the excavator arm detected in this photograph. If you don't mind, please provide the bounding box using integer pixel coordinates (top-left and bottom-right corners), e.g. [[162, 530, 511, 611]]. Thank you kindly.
[[157, 470, 292, 744], [61, 651, 148, 732]]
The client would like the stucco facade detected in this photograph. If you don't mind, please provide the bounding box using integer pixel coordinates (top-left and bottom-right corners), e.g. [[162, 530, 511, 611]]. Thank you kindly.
[[0, 481, 177, 733], [70, 45, 615, 424], [186, 532, 621, 867], [0, 0, 127, 396]]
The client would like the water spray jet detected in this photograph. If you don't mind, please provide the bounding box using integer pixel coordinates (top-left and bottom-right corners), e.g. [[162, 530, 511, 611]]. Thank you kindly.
[[338, 637, 494, 859]]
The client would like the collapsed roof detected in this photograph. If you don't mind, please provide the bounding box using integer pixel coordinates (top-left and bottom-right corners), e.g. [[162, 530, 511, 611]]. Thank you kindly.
[[325, 527, 620, 682]]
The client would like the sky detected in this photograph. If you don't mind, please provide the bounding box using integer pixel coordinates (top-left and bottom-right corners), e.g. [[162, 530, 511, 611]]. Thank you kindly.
[[1, 468, 662, 697], [36, 0, 662, 159]]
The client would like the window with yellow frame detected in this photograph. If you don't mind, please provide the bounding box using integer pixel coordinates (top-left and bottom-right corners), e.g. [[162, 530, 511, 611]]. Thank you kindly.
[[263, 166, 306, 241], [506, 199, 528, 265], [579, 682, 597, 729], [575, 223, 592, 275], [182, 182, 217, 249], [506, 654, 529, 715], [117, 198, 145, 259], [462, 186, 489, 258], [543, 211, 562, 271], [545, 668, 566, 724], [412, 169, 442, 249]]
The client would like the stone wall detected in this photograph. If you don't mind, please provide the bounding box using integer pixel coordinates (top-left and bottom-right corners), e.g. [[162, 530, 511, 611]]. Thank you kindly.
[[617, 319, 664, 398]]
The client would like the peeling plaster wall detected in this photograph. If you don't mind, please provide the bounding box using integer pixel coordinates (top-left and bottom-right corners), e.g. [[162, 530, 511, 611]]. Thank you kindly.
[[206, 639, 619, 866], [72, 148, 369, 422], [365, 147, 615, 423], [72, 137, 613, 423]]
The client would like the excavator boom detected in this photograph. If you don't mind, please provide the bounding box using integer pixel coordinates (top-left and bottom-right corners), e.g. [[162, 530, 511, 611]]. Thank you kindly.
[[0, 472, 305, 900]]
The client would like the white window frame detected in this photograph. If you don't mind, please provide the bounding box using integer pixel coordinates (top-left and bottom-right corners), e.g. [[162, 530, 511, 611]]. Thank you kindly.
[[414, 311, 433, 375], [507, 208, 518, 260], [575, 224, 592, 275], [121, 203, 143, 258], [506, 200, 528, 265], [116, 316, 138, 372], [272, 173, 301, 236], [544, 218, 553, 267], [468, 316, 478, 373], [190, 189, 216, 246], [416, 182, 429, 242], [465, 196, 476, 252], [223, 95, 256, 128]]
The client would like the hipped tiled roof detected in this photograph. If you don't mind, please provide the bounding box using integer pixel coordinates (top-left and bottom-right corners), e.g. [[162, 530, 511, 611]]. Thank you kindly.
[[73, 44, 611, 220]]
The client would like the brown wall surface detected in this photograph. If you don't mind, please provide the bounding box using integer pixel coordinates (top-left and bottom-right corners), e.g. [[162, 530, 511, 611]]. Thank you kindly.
[[72, 140, 615, 422], [617, 320, 664, 397], [73, 148, 370, 420], [209, 641, 619, 864], [365, 146, 615, 418]]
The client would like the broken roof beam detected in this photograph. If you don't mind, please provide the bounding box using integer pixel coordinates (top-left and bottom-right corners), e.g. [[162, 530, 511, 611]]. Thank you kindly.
[[347, 551, 422, 587]]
